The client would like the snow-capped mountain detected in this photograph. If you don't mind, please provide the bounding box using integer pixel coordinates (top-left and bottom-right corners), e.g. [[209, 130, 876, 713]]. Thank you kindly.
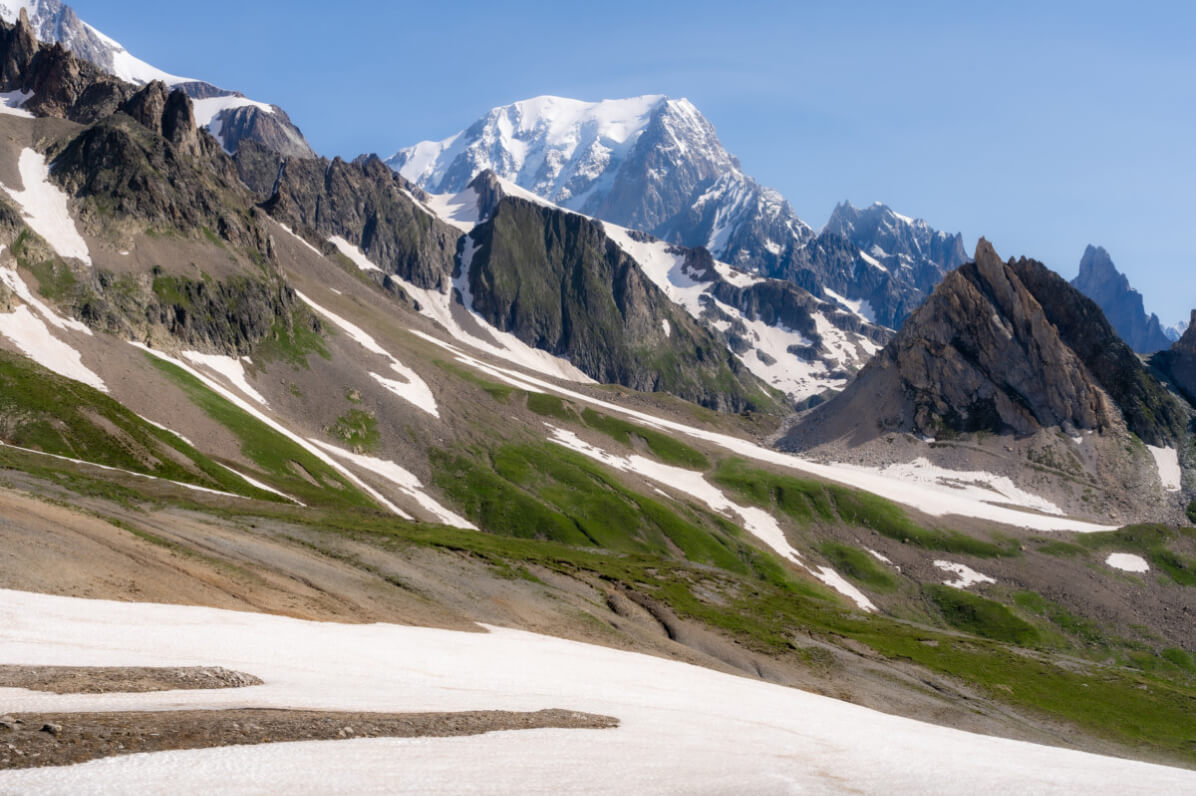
[[389, 95, 962, 329], [0, 0, 313, 157], [823, 200, 967, 295], [1165, 320, 1188, 343], [390, 94, 814, 268], [0, 0, 186, 84]]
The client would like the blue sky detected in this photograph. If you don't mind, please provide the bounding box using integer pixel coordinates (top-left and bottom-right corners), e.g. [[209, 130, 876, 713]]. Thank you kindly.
[[74, 0, 1195, 325]]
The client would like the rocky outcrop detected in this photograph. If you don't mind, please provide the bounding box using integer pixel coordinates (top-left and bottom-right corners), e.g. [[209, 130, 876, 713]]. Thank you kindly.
[[48, 110, 264, 250], [1008, 255, 1186, 446], [0, 11, 133, 122], [247, 144, 459, 291], [81, 268, 311, 356], [1070, 245, 1171, 354], [784, 239, 1184, 446], [210, 104, 314, 159], [466, 196, 777, 412], [2, 1, 316, 158]]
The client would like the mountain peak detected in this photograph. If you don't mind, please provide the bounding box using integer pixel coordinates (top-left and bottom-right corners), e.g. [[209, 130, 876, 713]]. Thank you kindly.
[[1071, 245, 1170, 353], [1077, 244, 1125, 286]]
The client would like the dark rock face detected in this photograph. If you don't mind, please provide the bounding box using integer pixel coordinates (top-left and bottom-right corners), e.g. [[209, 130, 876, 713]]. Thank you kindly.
[[784, 239, 1185, 447], [1150, 310, 1196, 406], [1070, 245, 1171, 354], [116, 81, 200, 157], [118, 81, 169, 133], [466, 197, 774, 412], [246, 144, 459, 291], [0, 9, 39, 85], [50, 112, 259, 247]]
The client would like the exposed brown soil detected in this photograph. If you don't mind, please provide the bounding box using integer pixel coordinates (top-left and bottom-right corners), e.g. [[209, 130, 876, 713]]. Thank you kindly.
[[0, 665, 262, 694], [0, 708, 618, 770]]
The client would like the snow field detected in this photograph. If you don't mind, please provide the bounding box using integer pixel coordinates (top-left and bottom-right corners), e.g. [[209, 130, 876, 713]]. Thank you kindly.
[[0, 306, 105, 390], [418, 187, 481, 232], [1, 149, 92, 264], [190, 95, 276, 128], [393, 96, 665, 208], [0, 588, 1193, 794], [0, 88, 32, 116]]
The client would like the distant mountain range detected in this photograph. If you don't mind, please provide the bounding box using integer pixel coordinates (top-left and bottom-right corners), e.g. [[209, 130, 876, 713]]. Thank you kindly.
[[389, 95, 966, 329]]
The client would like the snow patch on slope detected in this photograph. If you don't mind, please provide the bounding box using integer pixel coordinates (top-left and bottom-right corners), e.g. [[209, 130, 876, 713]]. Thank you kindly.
[[848, 458, 1066, 517], [309, 441, 474, 529], [934, 561, 996, 589], [420, 187, 481, 232], [133, 343, 409, 518], [191, 95, 275, 127], [823, 287, 876, 324], [0, 88, 32, 117], [328, 236, 383, 273], [1, 149, 91, 264], [0, 305, 104, 389], [1146, 445, 1182, 492], [0, 263, 89, 334], [180, 351, 268, 407], [0, 254, 102, 389], [546, 426, 875, 611], [297, 291, 438, 418]]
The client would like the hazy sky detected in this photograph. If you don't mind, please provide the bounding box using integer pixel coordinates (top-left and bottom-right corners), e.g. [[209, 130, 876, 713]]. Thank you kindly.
[[73, 0, 1195, 325]]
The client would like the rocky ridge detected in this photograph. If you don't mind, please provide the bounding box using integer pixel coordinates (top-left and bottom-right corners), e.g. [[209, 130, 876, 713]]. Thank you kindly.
[[0, 0, 314, 158], [779, 239, 1190, 521]]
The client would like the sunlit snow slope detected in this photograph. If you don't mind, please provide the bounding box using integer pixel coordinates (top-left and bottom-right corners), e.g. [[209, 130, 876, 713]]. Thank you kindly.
[[2, 589, 1193, 795]]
